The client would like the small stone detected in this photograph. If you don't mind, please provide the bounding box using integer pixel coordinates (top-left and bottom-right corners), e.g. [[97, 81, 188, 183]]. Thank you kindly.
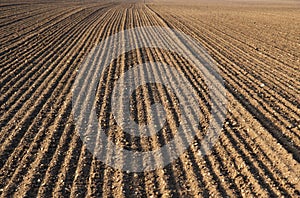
[[260, 83, 265, 88]]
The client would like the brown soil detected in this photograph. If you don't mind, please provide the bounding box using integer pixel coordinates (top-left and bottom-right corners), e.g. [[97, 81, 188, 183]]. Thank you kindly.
[[0, 1, 299, 197]]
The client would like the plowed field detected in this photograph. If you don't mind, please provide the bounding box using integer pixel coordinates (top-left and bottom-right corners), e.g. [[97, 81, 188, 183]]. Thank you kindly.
[[0, 1, 299, 197]]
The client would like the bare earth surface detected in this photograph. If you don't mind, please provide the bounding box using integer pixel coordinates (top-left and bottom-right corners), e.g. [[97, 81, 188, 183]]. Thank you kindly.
[[0, 1, 299, 197]]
